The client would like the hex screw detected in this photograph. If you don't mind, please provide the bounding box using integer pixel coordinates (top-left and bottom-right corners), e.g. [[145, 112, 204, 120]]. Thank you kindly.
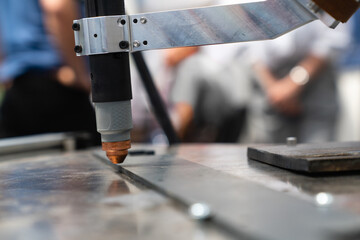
[[117, 18, 126, 26], [74, 45, 83, 53], [140, 17, 147, 24], [133, 40, 141, 48], [72, 23, 80, 31], [119, 41, 129, 49]]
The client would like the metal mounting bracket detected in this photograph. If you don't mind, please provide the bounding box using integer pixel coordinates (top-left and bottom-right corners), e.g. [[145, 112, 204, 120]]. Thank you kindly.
[[73, 15, 131, 56], [73, 0, 345, 56]]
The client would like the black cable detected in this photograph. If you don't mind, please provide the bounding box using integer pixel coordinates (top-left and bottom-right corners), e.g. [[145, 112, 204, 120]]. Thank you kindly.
[[132, 51, 180, 145]]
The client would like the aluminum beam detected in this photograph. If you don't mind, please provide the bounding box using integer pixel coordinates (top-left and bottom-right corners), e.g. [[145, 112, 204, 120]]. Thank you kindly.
[[74, 0, 317, 56]]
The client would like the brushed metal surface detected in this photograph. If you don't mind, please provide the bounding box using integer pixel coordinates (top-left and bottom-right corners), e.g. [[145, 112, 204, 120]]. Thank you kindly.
[[2, 144, 360, 239], [0, 150, 234, 240], [130, 0, 315, 52], [74, 0, 316, 56], [74, 15, 131, 56], [95, 145, 360, 240]]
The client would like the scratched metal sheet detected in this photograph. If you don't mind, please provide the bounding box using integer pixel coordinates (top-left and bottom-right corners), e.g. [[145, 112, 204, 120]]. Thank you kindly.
[[95, 148, 360, 240], [0, 151, 235, 240], [2, 144, 360, 240]]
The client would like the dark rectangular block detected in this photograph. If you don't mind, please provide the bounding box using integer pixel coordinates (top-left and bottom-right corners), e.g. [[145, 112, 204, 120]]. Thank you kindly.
[[248, 142, 360, 173]]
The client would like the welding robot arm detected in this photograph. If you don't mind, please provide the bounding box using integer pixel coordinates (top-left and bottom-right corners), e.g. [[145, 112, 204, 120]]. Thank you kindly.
[[74, 0, 359, 164]]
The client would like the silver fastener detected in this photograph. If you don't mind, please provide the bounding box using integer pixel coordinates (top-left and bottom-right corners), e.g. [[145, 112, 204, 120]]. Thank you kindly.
[[133, 40, 141, 48], [188, 203, 212, 220], [286, 137, 297, 146], [117, 18, 126, 26], [140, 17, 147, 24], [315, 192, 334, 206]]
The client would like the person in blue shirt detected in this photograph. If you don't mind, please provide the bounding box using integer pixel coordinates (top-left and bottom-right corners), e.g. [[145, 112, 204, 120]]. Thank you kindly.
[[0, 0, 99, 145], [340, 11, 360, 70]]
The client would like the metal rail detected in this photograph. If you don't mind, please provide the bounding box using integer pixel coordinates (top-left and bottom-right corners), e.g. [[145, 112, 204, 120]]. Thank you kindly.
[[0, 133, 76, 155]]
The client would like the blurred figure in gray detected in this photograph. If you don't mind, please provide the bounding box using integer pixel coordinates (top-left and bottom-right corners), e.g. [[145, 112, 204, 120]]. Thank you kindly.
[[161, 0, 253, 142], [336, 12, 360, 141], [0, 0, 99, 145], [168, 44, 251, 142], [128, 0, 216, 143], [245, 21, 350, 143]]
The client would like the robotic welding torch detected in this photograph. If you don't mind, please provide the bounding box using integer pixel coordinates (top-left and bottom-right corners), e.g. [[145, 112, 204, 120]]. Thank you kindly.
[[84, 0, 132, 164], [74, 0, 359, 164]]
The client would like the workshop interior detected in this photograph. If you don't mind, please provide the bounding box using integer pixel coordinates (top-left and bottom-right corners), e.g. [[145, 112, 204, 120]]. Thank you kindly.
[[0, 0, 360, 239]]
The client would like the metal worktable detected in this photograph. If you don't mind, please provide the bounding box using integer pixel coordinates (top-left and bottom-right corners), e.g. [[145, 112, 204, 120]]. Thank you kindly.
[[1, 144, 360, 240]]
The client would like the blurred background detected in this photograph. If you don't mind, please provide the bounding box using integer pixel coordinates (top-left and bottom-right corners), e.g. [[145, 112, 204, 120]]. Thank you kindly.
[[127, 0, 360, 145], [0, 0, 359, 145]]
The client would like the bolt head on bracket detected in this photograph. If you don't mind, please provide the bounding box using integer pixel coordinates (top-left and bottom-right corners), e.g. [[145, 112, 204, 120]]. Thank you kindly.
[[74, 45, 82, 53], [73, 15, 132, 56]]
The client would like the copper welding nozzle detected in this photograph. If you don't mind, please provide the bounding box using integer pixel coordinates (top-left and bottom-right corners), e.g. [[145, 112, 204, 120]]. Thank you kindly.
[[102, 140, 131, 164]]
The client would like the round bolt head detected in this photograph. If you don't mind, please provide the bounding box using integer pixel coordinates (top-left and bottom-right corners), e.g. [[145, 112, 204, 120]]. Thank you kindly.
[[117, 18, 126, 26], [72, 23, 80, 31], [119, 41, 129, 49], [315, 192, 334, 206], [133, 41, 141, 48], [74, 45, 82, 53], [286, 137, 297, 146], [140, 17, 147, 24], [188, 203, 212, 221]]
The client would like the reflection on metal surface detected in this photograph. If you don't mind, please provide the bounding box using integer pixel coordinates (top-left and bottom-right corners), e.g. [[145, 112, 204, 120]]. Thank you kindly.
[[0, 151, 235, 240], [189, 203, 212, 221], [316, 192, 334, 206], [106, 180, 130, 196], [95, 149, 360, 240]]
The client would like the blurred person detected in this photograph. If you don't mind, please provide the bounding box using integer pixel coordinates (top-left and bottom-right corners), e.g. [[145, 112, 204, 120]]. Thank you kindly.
[[336, 12, 360, 141], [128, 0, 215, 143], [168, 44, 251, 142], [341, 12, 360, 70], [0, 43, 4, 105], [163, 0, 254, 142], [245, 21, 350, 143], [0, 0, 99, 145]]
